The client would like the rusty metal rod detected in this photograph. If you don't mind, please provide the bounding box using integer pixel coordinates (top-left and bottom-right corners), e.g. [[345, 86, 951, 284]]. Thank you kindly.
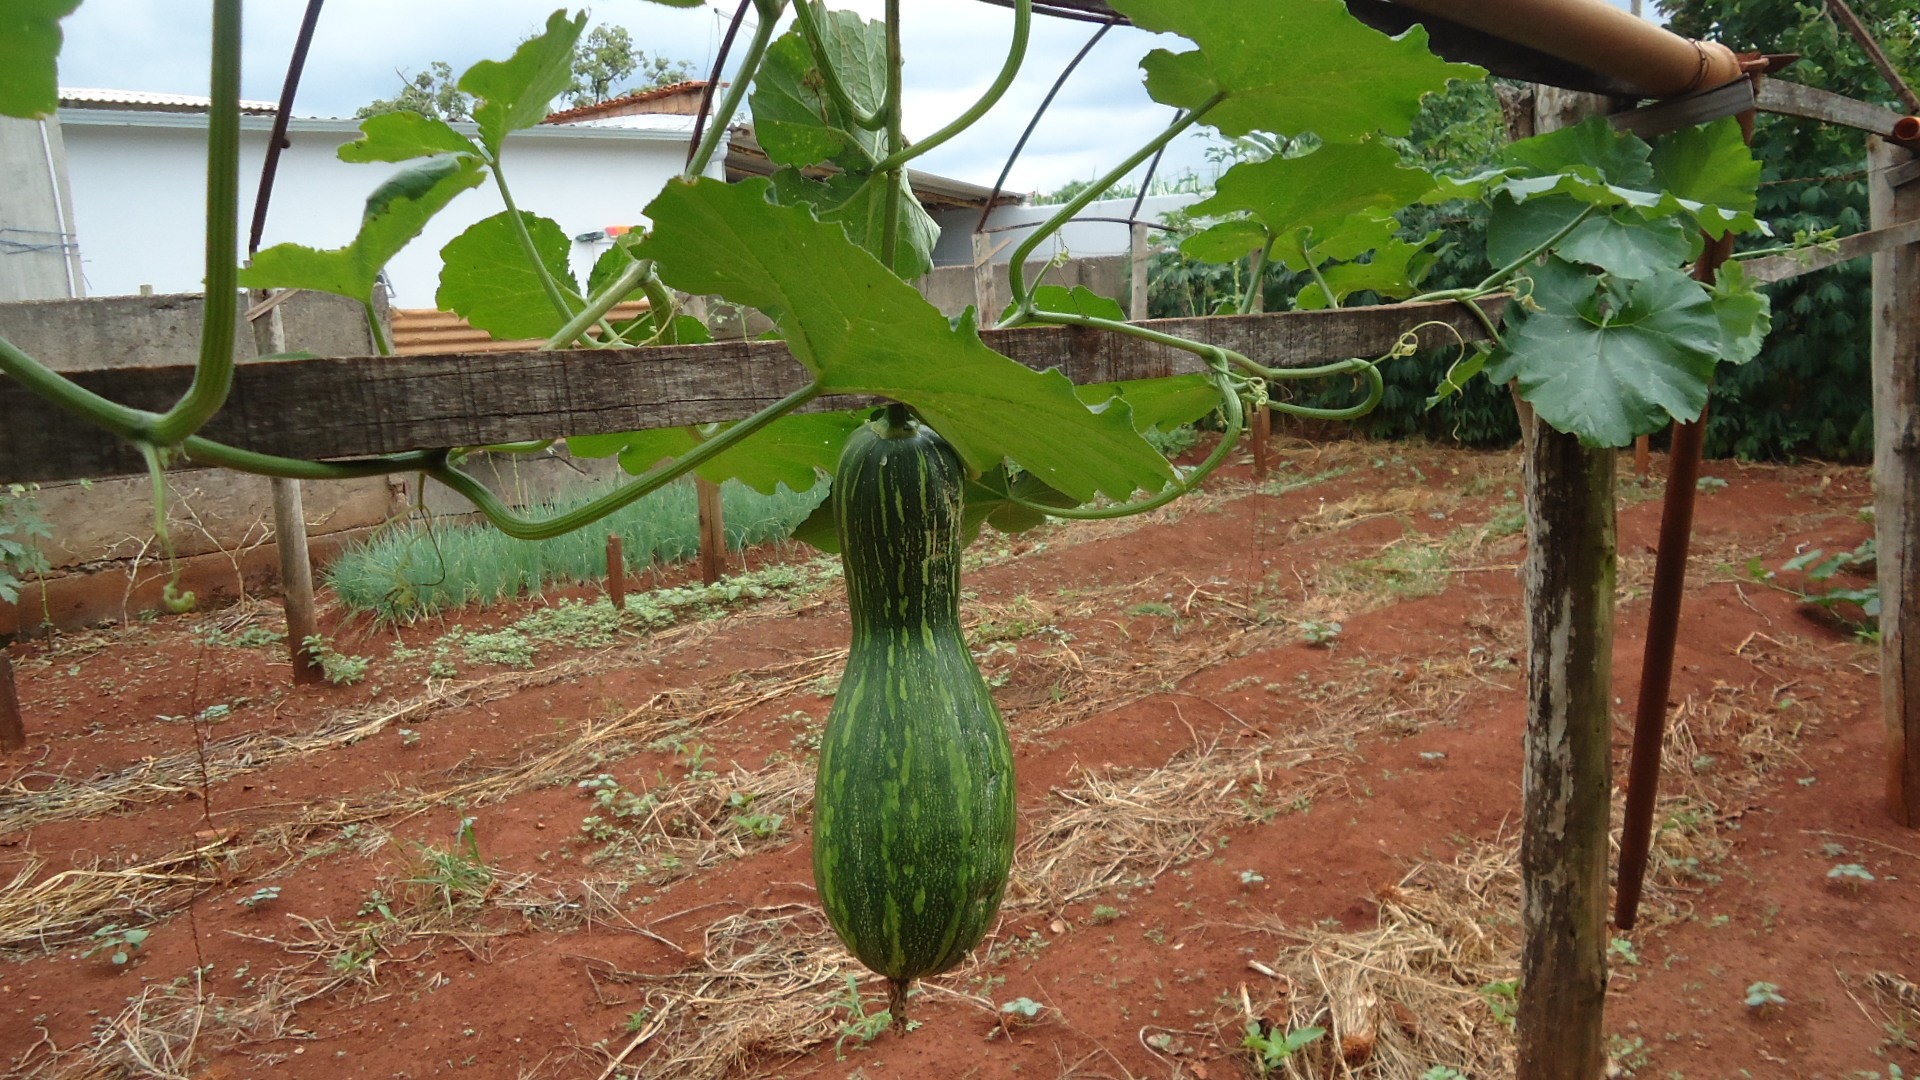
[[1613, 228, 1737, 930]]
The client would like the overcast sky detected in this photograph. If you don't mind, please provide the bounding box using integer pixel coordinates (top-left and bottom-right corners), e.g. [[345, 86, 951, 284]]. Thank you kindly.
[[54, 0, 1653, 195]]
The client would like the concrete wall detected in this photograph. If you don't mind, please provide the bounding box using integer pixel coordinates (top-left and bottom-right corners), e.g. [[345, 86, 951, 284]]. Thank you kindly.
[[0, 114, 84, 301], [0, 290, 401, 635], [914, 254, 1131, 318], [56, 111, 706, 304]]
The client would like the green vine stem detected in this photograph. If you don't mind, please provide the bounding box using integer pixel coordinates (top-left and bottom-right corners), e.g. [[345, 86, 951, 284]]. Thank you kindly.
[[1239, 234, 1275, 316], [791, 0, 886, 133], [880, 0, 905, 269], [137, 442, 195, 613], [870, 0, 1031, 175], [1003, 93, 1225, 317], [145, 0, 243, 446], [362, 298, 395, 356], [686, 1, 787, 181], [1417, 202, 1601, 304], [428, 382, 823, 540]]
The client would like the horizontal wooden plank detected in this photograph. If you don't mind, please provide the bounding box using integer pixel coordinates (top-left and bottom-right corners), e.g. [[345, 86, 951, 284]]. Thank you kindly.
[[1742, 218, 1920, 284], [1757, 79, 1907, 137], [0, 299, 1506, 484], [1611, 79, 1756, 140]]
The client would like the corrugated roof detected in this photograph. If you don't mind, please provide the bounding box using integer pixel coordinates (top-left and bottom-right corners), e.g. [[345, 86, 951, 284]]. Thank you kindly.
[[542, 81, 713, 124], [60, 88, 280, 115]]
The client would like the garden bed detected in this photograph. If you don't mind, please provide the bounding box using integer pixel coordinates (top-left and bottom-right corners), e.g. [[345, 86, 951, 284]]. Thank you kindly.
[[1, 437, 1909, 1080]]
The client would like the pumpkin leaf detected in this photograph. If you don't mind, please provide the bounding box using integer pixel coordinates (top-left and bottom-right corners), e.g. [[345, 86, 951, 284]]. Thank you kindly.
[[1110, 0, 1480, 140], [437, 211, 577, 341], [337, 110, 479, 163], [240, 154, 486, 301], [638, 178, 1175, 503], [459, 9, 587, 158]]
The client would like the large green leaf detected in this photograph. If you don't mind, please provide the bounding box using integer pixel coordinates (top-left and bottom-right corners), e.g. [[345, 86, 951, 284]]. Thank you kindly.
[[1295, 235, 1436, 309], [750, 4, 886, 169], [240, 155, 486, 300], [1023, 284, 1128, 323], [1650, 117, 1760, 239], [1707, 260, 1771, 366], [1075, 375, 1221, 431], [636, 178, 1176, 502], [0, 0, 79, 119], [1189, 143, 1434, 246], [1111, 0, 1480, 140], [1504, 117, 1654, 188], [1487, 196, 1691, 279], [1181, 219, 1269, 264], [770, 168, 938, 281], [1485, 258, 1722, 446], [338, 111, 479, 163], [437, 211, 577, 341], [570, 410, 865, 494], [459, 9, 587, 158]]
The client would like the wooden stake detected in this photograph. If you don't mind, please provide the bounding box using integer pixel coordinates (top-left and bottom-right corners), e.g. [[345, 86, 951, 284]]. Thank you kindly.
[[697, 477, 726, 585], [607, 533, 626, 610], [1517, 419, 1617, 1079], [1129, 221, 1150, 321], [972, 232, 1000, 322], [271, 477, 325, 685], [1251, 405, 1271, 478], [1633, 434, 1650, 478], [1514, 86, 1614, 1080], [1869, 136, 1920, 827], [256, 295, 325, 686], [0, 647, 24, 752]]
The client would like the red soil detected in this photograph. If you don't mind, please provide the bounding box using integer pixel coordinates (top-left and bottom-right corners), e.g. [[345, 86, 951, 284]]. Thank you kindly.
[[2, 439, 1911, 1080]]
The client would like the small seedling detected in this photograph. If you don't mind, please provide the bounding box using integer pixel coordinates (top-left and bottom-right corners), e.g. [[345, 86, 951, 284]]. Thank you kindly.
[[1695, 476, 1729, 493], [1745, 981, 1787, 1009], [1087, 905, 1121, 925], [1828, 862, 1876, 890], [1242, 1022, 1324, 1074], [624, 1008, 653, 1033], [303, 634, 370, 686], [235, 886, 281, 910], [990, 996, 1046, 1038], [1480, 979, 1520, 1028], [1607, 936, 1641, 966], [397, 727, 421, 747], [1421, 1069, 1467, 1080], [85, 924, 150, 965], [1238, 869, 1266, 886], [1299, 620, 1342, 646], [829, 975, 911, 1058]]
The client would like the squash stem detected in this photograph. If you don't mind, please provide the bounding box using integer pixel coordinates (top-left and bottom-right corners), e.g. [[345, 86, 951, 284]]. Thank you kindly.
[[887, 978, 912, 1032]]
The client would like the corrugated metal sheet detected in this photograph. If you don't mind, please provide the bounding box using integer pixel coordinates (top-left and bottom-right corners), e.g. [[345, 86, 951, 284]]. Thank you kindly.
[[59, 88, 280, 114], [391, 302, 653, 355]]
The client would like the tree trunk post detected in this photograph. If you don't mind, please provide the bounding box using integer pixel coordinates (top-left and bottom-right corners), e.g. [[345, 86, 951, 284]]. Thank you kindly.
[[1870, 136, 1920, 827], [271, 477, 325, 685], [1514, 86, 1616, 1080], [697, 477, 726, 585], [1129, 221, 1150, 321], [254, 294, 325, 685], [607, 533, 627, 610], [973, 232, 1000, 323], [0, 646, 24, 752], [1517, 420, 1617, 1079]]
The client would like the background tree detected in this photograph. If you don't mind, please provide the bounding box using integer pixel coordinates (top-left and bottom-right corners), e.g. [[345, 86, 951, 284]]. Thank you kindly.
[[358, 24, 695, 121]]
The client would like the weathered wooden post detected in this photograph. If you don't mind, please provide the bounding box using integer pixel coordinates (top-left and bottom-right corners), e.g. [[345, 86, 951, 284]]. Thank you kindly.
[[697, 478, 726, 585], [1128, 220, 1149, 322], [1870, 135, 1920, 826], [973, 232, 1000, 323], [607, 533, 626, 610], [0, 647, 24, 752], [252, 293, 325, 685], [1516, 86, 1616, 1080]]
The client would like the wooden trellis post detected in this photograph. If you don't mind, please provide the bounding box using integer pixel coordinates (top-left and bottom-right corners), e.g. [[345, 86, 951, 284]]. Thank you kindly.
[[1870, 135, 1920, 827], [0, 648, 23, 752], [1515, 86, 1616, 1080], [252, 293, 326, 685]]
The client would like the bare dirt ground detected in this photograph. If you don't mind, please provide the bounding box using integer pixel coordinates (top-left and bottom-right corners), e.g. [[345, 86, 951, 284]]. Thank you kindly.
[[2, 437, 1911, 1080]]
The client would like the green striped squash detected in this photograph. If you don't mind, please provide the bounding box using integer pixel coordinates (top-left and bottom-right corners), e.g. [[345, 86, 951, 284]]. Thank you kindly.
[[812, 411, 1017, 1007]]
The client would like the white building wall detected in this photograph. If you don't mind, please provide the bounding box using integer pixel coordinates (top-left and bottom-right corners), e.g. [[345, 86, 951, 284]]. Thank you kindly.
[[57, 112, 705, 305]]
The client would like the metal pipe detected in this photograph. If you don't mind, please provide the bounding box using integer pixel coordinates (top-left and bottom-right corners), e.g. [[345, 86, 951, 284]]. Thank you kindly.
[[1392, 0, 1744, 98]]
